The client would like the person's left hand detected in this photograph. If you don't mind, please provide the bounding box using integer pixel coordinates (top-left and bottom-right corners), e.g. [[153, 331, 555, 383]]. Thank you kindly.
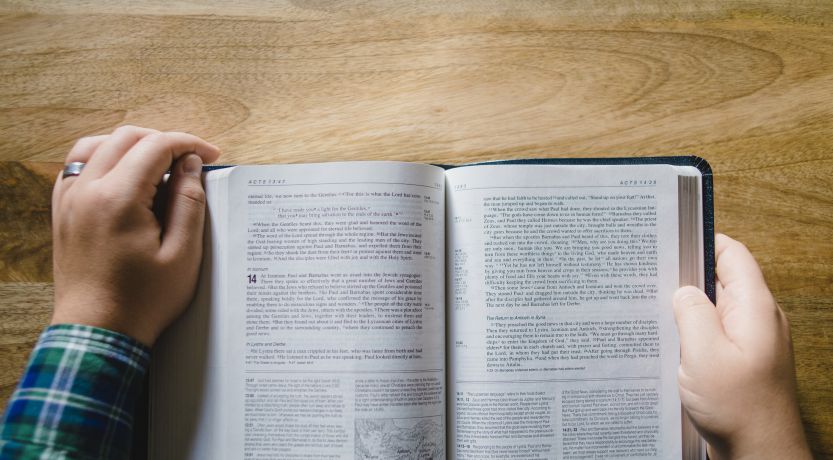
[[50, 126, 221, 346]]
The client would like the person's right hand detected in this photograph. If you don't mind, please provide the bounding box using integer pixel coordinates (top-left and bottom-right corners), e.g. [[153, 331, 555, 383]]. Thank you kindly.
[[673, 234, 812, 460]]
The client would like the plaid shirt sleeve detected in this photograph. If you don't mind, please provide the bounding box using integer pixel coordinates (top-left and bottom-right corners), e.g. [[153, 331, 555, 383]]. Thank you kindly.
[[0, 324, 150, 460]]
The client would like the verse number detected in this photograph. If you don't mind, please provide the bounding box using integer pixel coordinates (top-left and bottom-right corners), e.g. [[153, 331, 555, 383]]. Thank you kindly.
[[247, 274, 257, 284]]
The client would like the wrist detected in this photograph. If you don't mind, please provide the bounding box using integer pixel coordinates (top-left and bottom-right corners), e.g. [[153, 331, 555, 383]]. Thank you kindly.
[[51, 298, 158, 347], [711, 409, 811, 460]]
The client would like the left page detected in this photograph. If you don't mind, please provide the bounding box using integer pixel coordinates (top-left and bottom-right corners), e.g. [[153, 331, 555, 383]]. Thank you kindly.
[[151, 162, 447, 459]]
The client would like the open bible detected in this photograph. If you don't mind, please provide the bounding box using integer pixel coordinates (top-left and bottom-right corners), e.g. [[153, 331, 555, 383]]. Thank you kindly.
[[150, 158, 713, 460]]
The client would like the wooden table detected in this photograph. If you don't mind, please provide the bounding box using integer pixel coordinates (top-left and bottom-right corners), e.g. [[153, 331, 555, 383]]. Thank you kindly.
[[1, 1, 831, 457]]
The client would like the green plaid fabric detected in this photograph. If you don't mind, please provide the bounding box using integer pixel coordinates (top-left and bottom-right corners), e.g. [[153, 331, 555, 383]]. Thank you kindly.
[[0, 324, 150, 459]]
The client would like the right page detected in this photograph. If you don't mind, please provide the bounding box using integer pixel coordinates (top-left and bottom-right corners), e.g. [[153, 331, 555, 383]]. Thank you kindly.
[[446, 163, 694, 460]]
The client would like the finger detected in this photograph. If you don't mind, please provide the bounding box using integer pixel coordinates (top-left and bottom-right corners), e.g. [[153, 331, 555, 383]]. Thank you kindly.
[[59, 135, 108, 187], [108, 131, 220, 194], [53, 135, 109, 213], [65, 135, 109, 164], [159, 154, 206, 264], [52, 170, 64, 240], [714, 233, 777, 320], [80, 125, 160, 180], [673, 286, 732, 367], [713, 233, 782, 349], [714, 234, 771, 298]]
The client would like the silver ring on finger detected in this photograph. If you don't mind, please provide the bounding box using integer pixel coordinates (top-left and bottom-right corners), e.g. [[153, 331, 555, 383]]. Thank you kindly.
[[62, 162, 86, 179]]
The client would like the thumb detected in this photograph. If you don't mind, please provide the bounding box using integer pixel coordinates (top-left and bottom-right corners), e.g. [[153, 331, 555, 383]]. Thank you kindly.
[[673, 286, 728, 367], [161, 154, 206, 261]]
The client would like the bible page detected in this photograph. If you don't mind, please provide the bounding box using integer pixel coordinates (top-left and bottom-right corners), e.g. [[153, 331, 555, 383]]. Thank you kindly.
[[156, 162, 447, 459], [227, 162, 446, 459], [446, 164, 684, 459]]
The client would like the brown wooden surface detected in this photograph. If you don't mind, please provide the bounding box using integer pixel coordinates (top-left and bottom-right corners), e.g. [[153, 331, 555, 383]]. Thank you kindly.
[[0, 1, 832, 457]]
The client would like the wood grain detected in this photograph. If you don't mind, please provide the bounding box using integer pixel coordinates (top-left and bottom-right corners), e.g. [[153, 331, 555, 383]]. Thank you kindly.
[[0, 281, 52, 410], [0, 161, 54, 283], [0, 1, 831, 457]]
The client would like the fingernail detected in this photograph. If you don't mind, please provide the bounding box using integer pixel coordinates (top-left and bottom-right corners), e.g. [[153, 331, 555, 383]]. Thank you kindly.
[[182, 154, 203, 177], [674, 286, 702, 306]]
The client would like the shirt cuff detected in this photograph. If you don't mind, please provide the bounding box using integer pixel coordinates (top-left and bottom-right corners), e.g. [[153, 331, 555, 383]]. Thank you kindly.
[[1, 324, 150, 460]]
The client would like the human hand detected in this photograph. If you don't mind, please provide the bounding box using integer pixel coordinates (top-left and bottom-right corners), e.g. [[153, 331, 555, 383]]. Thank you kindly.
[[673, 234, 811, 459], [50, 126, 220, 346]]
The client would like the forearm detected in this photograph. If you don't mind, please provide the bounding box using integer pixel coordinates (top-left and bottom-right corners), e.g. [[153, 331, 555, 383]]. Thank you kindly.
[[0, 325, 149, 459]]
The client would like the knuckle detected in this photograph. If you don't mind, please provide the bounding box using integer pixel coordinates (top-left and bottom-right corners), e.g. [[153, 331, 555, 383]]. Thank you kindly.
[[135, 133, 174, 159], [690, 297, 712, 310], [731, 239, 749, 253], [178, 182, 207, 207], [113, 124, 141, 136], [139, 132, 170, 150], [113, 125, 161, 142], [71, 136, 95, 151], [776, 306, 791, 329]]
